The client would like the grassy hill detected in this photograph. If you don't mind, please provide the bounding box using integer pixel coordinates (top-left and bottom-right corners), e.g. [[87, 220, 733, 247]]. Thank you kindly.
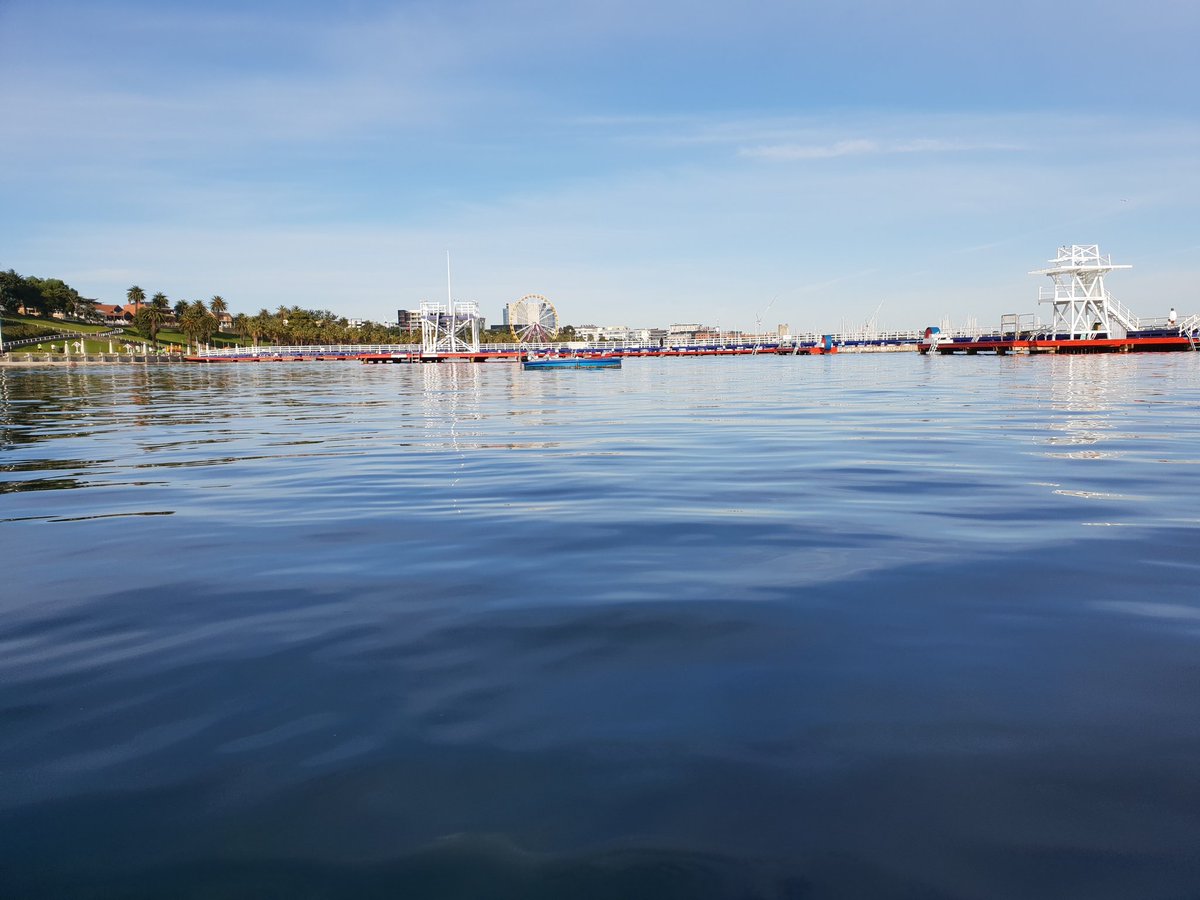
[[2, 314, 251, 354]]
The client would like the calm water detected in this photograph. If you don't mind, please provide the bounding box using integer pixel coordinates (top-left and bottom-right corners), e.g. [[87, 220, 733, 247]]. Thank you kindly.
[[2, 354, 1200, 899]]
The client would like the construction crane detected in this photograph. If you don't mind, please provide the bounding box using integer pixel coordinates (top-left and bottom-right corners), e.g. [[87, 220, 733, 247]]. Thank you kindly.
[[753, 296, 778, 351]]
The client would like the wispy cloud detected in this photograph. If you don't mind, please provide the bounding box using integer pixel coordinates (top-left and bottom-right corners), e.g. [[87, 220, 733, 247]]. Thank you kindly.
[[740, 137, 1021, 161], [741, 139, 880, 161], [571, 113, 1037, 166]]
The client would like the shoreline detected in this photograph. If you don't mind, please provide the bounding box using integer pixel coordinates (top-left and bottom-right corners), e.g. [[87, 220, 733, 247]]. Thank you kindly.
[[0, 354, 186, 366], [1, 345, 917, 366]]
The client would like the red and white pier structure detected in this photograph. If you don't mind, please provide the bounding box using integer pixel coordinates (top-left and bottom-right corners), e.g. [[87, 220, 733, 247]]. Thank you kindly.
[[920, 245, 1199, 355]]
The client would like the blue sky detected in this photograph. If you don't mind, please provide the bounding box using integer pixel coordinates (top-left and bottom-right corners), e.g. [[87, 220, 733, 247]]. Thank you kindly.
[[2, 0, 1198, 331]]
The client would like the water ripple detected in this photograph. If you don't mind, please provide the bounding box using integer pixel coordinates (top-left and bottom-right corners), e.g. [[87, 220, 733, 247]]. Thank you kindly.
[[3, 355, 1200, 899]]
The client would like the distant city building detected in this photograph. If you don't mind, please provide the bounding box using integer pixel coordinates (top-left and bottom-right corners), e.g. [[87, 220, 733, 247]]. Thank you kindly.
[[777, 323, 790, 337], [400, 306, 483, 333], [575, 324, 654, 342], [667, 323, 719, 342], [347, 318, 365, 329]]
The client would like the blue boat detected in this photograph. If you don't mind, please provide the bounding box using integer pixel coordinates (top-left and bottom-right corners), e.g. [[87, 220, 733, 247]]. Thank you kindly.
[[522, 356, 621, 370]]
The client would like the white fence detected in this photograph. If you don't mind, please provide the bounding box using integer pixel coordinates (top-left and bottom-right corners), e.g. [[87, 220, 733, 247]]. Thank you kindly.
[[194, 331, 932, 358]]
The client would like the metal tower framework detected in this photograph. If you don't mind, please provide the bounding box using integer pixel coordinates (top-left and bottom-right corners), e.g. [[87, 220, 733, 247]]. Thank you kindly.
[[420, 253, 480, 355], [420, 300, 480, 354], [1031, 244, 1137, 339]]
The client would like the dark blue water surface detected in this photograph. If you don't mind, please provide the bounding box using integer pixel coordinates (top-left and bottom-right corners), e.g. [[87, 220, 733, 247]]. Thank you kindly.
[[3, 354, 1200, 899]]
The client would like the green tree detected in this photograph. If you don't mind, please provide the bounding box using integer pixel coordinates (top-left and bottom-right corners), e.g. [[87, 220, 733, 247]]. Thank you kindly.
[[250, 308, 272, 345], [180, 299, 216, 351], [288, 308, 318, 344], [274, 306, 295, 344], [209, 295, 228, 334], [127, 285, 145, 315], [135, 292, 170, 346], [26, 277, 83, 318], [266, 314, 287, 346], [74, 296, 98, 320], [0, 270, 42, 316]]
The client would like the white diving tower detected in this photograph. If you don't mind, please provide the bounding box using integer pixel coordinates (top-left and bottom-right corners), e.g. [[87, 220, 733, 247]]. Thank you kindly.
[[420, 254, 481, 355], [419, 300, 481, 355], [1031, 244, 1138, 339]]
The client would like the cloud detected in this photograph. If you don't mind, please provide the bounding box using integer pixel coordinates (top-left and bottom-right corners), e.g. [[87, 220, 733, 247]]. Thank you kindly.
[[22, 112, 1197, 334], [570, 113, 1040, 165], [739, 137, 1021, 162], [740, 139, 880, 161]]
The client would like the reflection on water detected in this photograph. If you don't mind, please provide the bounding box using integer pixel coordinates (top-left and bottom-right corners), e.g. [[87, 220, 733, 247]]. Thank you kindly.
[[3, 355, 1200, 900]]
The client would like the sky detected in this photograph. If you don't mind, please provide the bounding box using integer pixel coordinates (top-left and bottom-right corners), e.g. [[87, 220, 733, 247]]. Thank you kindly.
[[2, 0, 1199, 332]]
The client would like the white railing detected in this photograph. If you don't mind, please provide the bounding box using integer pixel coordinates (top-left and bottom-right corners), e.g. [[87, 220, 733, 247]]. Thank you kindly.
[[1106, 295, 1141, 331], [1, 328, 126, 352], [1036, 287, 1142, 331], [1177, 314, 1200, 334], [196, 344, 418, 357], [192, 331, 933, 359]]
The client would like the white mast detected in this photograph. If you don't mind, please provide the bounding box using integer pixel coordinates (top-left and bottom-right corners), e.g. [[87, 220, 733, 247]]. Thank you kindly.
[[420, 252, 481, 355], [446, 251, 454, 344]]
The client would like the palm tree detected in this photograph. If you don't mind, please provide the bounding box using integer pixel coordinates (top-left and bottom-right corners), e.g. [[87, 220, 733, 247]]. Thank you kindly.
[[267, 315, 288, 346], [209, 295, 228, 335], [180, 299, 216, 352], [251, 308, 271, 346], [273, 306, 294, 344], [287, 308, 316, 344], [137, 292, 170, 346], [126, 285, 145, 316]]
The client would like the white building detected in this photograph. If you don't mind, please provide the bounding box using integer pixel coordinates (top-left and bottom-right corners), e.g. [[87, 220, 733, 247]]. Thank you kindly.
[[667, 323, 720, 341], [575, 324, 653, 342]]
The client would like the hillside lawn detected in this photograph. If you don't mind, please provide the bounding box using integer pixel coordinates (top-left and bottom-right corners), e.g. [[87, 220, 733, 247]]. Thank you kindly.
[[3, 314, 252, 354]]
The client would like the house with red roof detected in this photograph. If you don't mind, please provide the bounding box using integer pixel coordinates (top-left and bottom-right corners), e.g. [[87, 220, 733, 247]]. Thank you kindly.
[[94, 303, 133, 324]]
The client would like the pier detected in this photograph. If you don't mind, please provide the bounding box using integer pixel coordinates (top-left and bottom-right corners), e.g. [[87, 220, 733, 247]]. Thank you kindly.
[[184, 333, 926, 364], [0, 353, 183, 366], [181, 288, 913, 363], [920, 245, 1200, 356], [918, 334, 1196, 355]]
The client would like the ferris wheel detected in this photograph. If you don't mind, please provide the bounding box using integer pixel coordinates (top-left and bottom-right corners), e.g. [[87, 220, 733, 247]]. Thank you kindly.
[[508, 294, 559, 342]]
